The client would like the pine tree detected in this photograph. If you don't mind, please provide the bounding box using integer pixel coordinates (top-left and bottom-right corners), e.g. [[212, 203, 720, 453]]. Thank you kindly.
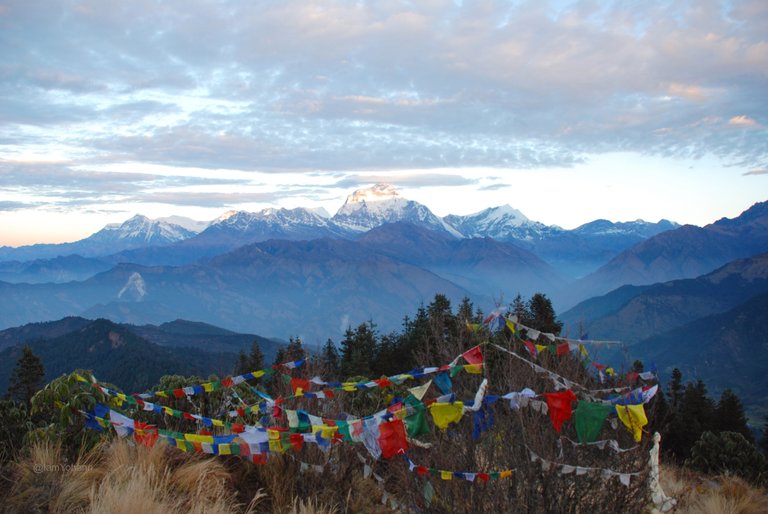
[[714, 389, 753, 443], [246, 340, 265, 371], [527, 293, 563, 335], [510, 294, 531, 325], [339, 322, 377, 378], [7, 345, 45, 410], [320, 338, 340, 378]]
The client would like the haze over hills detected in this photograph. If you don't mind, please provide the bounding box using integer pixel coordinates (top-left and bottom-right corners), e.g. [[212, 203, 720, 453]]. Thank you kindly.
[[567, 201, 768, 305], [561, 252, 768, 344], [635, 292, 768, 405], [0, 237, 477, 342]]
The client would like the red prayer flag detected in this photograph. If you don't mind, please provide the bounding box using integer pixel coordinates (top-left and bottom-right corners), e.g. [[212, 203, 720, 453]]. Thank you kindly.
[[378, 419, 408, 459], [556, 343, 570, 356], [524, 340, 537, 357], [415, 466, 429, 476], [477, 473, 489, 482], [290, 378, 310, 395], [626, 372, 639, 383], [134, 422, 158, 448], [462, 345, 484, 365], [543, 390, 577, 433], [289, 433, 304, 452], [231, 423, 245, 433], [173, 388, 186, 398]]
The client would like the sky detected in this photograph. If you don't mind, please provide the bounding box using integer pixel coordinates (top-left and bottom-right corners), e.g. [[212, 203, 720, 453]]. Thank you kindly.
[[1, 0, 766, 246]]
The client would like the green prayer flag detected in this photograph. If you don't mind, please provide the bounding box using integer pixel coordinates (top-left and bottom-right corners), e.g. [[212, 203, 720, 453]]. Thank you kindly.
[[572, 401, 613, 443], [403, 395, 429, 437]]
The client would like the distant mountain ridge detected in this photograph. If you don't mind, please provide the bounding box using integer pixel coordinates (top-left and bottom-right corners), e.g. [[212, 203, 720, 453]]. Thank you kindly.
[[567, 201, 768, 305], [561, 252, 768, 344], [0, 184, 681, 282], [0, 215, 195, 262]]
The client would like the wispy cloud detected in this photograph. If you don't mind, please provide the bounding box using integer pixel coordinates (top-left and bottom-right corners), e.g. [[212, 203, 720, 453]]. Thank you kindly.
[[743, 168, 768, 176], [0, 0, 765, 226]]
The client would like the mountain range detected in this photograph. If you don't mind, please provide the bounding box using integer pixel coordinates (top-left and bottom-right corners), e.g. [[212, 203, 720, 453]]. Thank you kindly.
[[0, 184, 766, 345], [0, 184, 677, 279]]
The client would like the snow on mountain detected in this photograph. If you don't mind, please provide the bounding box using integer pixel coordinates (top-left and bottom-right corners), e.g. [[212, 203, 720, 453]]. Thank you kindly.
[[156, 215, 210, 234], [94, 215, 195, 244], [572, 219, 679, 238], [444, 205, 561, 242], [332, 183, 463, 237], [199, 206, 341, 243]]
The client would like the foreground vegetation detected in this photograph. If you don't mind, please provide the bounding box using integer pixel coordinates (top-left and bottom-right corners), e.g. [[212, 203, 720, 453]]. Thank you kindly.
[[2, 294, 767, 512]]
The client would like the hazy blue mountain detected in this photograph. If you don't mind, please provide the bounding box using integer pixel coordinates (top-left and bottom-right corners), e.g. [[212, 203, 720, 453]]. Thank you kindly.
[[0, 238, 477, 342], [632, 292, 768, 406], [127, 319, 283, 363], [444, 207, 677, 278], [357, 222, 563, 299], [0, 215, 195, 262], [560, 252, 768, 344], [566, 201, 768, 305], [0, 255, 112, 284]]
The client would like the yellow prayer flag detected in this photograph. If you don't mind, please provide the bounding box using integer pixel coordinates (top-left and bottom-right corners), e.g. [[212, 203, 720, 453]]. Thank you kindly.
[[579, 344, 588, 357], [219, 444, 232, 456], [506, 319, 516, 333], [440, 470, 453, 480], [312, 424, 338, 439], [211, 419, 225, 427], [203, 382, 215, 392], [175, 439, 187, 452], [295, 387, 304, 397], [429, 402, 464, 430], [616, 404, 647, 442], [500, 470, 513, 479], [463, 364, 483, 374], [184, 434, 214, 443], [535, 344, 547, 353]]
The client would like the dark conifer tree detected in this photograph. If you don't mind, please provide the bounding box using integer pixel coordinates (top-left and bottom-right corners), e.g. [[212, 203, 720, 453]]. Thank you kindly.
[[320, 338, 340, 378], [339, 322, 377, 378], [526, 293, 563, 335], [668, 368, 684, 411], [7, 345, 45, 410], [714, 389, 753, 443]]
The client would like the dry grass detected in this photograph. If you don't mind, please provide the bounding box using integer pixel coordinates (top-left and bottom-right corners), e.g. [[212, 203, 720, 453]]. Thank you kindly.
[[658, 464, 768, 514], [4, 439, 243, 514]]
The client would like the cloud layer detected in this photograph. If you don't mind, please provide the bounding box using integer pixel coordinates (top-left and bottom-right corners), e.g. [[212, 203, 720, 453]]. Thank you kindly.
[[0, 0, 766, 228]]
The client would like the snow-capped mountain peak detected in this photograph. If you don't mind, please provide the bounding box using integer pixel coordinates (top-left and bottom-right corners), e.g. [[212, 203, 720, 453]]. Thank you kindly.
[[345, 183, 402, 204], [333, 183, 462, 237]]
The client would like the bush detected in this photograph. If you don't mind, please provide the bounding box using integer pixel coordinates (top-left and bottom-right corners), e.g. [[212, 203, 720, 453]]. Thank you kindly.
[[688, 431, 768, 485]]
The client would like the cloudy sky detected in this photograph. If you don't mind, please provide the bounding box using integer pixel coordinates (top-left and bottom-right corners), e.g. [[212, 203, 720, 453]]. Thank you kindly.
[[1, 0, 766, 246]]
